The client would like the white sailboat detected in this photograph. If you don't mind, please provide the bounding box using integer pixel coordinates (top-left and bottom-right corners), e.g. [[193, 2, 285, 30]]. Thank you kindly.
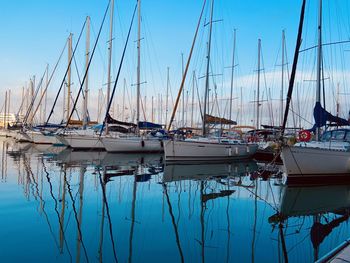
[[101, 0, 164, 153], [26, 129, 60, 145], [164, 0, 258, 162], [281, 0, 350, 181]]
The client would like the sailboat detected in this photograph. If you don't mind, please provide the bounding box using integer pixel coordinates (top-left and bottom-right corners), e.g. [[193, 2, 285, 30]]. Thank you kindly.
[[101, 0, 164, 153], [55, 15, 107, 150], [164, 0, 258, 162], [281, 0, 350, 182]]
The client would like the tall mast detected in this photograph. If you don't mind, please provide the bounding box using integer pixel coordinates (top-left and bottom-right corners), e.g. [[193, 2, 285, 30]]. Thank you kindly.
[[281, 30, 285, 126], [316, 0, 322, 141], [181, 53, 185, 127], [165, 67, 169, 125], [43, 64, 49, 123], [122, 78, 126, 122], [256, 39, 261, 129], [3, 91, 7, 129], [136, 0, 141, 133], [151, 96, 154, 123], [229, 29, 236, 121], [82, 16, 90, 129], [203, 0, 214, 136], [7, 90, 11, 123], [67, 34, 72, 124], [21, 86, 24, 117], [191, 71, 195, 127], [30, 77, 35, 127], [106, 0, 115, 134]]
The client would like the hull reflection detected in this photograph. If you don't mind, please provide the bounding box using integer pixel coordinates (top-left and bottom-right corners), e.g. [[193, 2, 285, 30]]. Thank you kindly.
[[163, 160, 258, 182]]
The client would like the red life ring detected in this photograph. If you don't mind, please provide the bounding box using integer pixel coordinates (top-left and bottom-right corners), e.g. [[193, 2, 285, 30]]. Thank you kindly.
[[298, 130, 311, 142]]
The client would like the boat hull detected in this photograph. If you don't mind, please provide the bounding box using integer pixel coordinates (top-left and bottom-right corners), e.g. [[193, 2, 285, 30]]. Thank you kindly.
[[15, 131, 32, 142], [164, 140, 258, 162], [27, 131, 60, 144], [102, 137, 164, 153], [281, 146, 350, 182], [58, 134, 105, 150]]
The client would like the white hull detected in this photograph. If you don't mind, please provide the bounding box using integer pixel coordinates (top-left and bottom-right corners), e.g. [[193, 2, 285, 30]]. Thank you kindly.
[[164, 140, 258, 162], [15, 131, 32, 142], [27, 131, 60, 144], [102, 137, 164, 153], [5, 130, 17, 138], [0, 130, 7, 137], [58, 134, 105, 149], [281, 145, 350, 177]]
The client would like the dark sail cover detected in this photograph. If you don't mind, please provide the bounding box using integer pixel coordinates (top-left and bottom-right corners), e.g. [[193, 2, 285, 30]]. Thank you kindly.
[[106, 113, 137, 127], [310, 102, 349, 131], [138, 121, 162, 130]]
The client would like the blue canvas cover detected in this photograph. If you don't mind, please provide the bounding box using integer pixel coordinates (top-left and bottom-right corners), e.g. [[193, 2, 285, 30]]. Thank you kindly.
[[310, 102, 349, 132]]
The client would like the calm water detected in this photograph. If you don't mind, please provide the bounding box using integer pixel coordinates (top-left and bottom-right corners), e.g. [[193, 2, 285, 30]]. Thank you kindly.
[[1, 138, 350, 263]]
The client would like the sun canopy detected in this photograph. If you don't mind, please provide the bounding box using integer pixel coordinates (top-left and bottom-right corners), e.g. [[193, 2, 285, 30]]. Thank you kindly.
[[205, 114, 237, 125], [138, 121, 162, 130]]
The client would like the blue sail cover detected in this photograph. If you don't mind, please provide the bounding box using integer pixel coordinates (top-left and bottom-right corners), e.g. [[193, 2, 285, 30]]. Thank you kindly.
[[138, 121, 162, 130], [310, 102, 349, 132]]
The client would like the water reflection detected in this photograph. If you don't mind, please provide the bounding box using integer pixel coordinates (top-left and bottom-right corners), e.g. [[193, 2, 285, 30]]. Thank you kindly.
[[1, 138, 350, 262], [270, 185, 350, 262]]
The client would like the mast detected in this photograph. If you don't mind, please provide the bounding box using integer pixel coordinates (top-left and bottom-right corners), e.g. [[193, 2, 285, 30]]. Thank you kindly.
[[136, 0, 141, 134], [151, 96, 154, 123], [7, 89, 11, 125], [82, 16, 90, 129], [3, 91, 7, 129], [106, 0, 115, 134], [30, 77, 35, 127], [202, 0, 214, 136], [229, 29, 236, 121], [20, 86, 25, 117], [281, 0, 306, 135], [165, 67, 170, 125], [122, 78, 126, 122], [316, 0, 322, 141], [181, 53, 185, 127], [256, 39, 261, 129], [191, 71, 195, 127], [240, 86, 243, 124], [281, 30, 285, 126], [43, 64, 49, 123], [67, 34, 72, 124]]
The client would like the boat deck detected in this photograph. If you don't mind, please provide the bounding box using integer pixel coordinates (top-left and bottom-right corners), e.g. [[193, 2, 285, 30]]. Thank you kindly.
[[317, 240, 350, 263]]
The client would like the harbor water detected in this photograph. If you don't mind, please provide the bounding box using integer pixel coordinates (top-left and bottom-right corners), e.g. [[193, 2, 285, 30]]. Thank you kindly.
[[1, 138, 350, 262]]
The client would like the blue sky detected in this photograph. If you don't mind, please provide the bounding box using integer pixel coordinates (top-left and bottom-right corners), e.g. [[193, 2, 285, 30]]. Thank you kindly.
[[1, 0, 350, 126]]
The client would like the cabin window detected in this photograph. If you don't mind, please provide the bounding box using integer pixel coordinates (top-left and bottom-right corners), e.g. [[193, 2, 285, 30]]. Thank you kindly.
[[321, 131, 331, 141], [345, 132, 350, 141], [331, 130, 345, 140]]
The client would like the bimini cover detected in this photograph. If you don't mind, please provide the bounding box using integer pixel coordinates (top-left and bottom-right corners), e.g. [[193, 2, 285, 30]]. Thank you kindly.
[[310, 102, 349, 132], [205, 114, 237, 125]]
